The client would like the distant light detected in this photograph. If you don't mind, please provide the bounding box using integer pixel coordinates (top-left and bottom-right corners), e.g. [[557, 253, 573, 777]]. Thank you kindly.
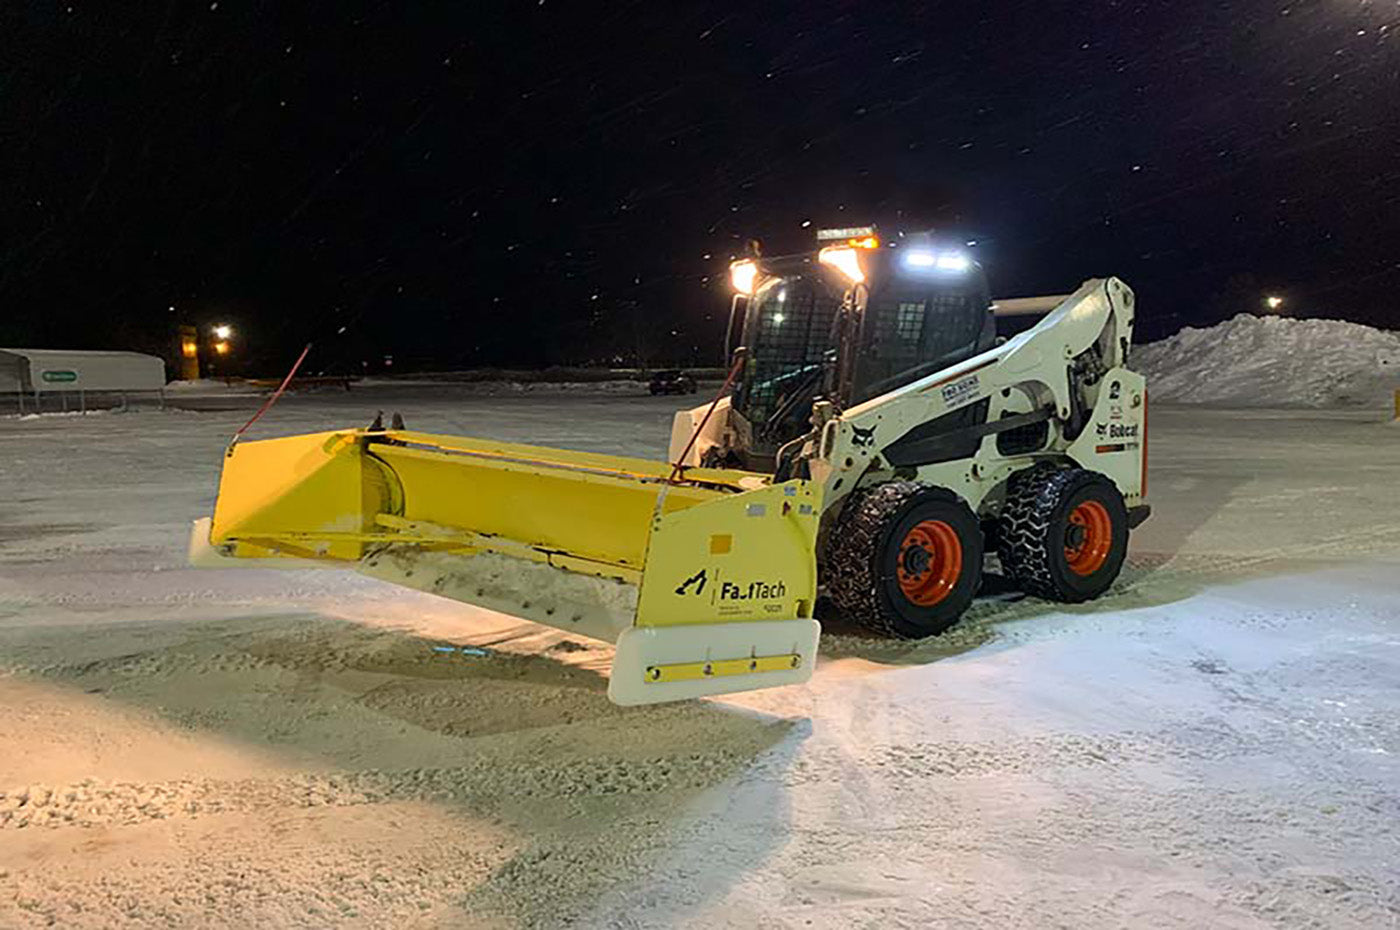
[[772, 313, 785, 325], [213, 341, 230, 356], [212, 324, 232, 339], [1265, 295, 1284, 310], [729, 259, 760, 295]]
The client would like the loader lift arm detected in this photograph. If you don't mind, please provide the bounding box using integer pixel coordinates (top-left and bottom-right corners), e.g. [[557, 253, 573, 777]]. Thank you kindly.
[[804, 277, 1145, 518]]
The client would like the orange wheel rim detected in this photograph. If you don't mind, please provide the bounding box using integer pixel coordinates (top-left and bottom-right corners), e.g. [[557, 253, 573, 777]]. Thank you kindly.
[[1064, 500, 1113, 576], [896, 520, 963, 606]]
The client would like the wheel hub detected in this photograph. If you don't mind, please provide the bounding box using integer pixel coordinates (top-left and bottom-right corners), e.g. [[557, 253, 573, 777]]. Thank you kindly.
[[901, 542, 932, 578], [1064, 500, 1112, 576], [896, 520, 963, 607]]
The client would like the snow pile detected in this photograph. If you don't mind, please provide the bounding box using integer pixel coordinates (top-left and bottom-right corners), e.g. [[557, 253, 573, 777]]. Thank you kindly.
[[1134, 313, 1400, 407]]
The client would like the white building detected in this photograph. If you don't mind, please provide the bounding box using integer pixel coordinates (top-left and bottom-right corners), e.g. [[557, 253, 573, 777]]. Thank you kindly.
[[0, 348, 166, 413]]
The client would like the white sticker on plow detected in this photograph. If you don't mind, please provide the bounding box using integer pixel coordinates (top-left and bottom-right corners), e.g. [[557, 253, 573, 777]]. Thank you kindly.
[[939, 373, 981, 409]]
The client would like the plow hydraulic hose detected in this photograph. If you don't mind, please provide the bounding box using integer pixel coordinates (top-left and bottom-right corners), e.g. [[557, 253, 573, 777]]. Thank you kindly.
[[230, 342, 313, 443], [668, 354, 744, 483]]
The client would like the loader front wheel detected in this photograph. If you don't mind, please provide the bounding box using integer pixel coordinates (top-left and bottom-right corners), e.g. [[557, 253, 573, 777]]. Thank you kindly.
[[824, 482, 982, 639], [997, 465, 1128, 603]]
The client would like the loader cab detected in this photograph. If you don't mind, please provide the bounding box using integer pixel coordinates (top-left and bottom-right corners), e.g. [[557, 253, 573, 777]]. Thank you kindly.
[[725, 232, 995, 471], [847, 246, 995, 405], [729, 265, 845, 465]]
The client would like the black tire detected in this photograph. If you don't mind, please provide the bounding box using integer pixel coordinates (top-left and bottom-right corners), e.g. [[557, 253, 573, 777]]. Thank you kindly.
[[997, 465, 1128, 603], [824, 482, 983, 638]]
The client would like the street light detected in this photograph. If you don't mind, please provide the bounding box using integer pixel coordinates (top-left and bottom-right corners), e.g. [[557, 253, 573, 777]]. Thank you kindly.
[[1264, 295, 1283, 311], [212, 324, 233, 340]]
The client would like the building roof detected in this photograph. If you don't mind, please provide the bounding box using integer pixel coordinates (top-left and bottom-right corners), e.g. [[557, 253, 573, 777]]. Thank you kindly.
[[0, 348, 161, 362]]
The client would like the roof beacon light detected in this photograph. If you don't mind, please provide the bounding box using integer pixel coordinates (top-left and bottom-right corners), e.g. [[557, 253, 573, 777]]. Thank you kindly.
[[729, 259, 760, 296]]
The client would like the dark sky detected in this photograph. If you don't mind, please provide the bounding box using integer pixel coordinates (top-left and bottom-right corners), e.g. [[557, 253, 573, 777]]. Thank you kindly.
[[3, 1, 1398, 373]]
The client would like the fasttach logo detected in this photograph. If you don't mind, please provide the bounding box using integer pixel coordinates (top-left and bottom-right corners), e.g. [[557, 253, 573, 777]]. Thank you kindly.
[[675, 569, 707, 595], [720, 579, 786, 601]]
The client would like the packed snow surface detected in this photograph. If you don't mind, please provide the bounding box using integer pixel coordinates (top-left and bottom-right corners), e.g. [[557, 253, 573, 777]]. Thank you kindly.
[[1, 387, 1398, 928], [1135, 313, 1400, 407]]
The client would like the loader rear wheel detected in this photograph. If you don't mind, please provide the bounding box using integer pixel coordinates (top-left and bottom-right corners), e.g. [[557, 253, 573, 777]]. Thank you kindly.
[[997, 465, 1127, 603], [824, 482, 982, 639]]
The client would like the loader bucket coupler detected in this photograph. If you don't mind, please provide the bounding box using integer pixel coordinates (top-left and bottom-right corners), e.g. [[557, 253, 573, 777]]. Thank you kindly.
[[193, 428, 821, 705]]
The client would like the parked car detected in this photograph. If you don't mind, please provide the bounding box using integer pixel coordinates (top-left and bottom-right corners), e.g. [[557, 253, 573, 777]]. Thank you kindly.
[[648, 369, 697, 395]]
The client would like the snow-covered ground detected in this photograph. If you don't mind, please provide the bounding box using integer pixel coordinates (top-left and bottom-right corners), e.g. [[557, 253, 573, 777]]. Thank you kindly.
[[1, 387, 1398, 928], [1136, 313, 1400, 408]]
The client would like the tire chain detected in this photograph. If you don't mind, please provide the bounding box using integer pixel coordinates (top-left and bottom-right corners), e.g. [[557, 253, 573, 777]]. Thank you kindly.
[[824, 481, 952, 637], [996, 463, 1080, 601]]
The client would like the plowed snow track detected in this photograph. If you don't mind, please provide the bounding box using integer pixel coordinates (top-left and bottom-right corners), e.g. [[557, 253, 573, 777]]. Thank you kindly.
[[1, 390, 1398, 928]]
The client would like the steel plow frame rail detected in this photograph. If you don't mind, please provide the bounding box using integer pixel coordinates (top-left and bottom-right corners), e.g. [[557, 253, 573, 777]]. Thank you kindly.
[[189, 428, 821, 705]]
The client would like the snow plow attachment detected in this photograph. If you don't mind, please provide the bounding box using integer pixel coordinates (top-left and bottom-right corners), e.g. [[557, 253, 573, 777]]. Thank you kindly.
[[190, 428, 821, 705]]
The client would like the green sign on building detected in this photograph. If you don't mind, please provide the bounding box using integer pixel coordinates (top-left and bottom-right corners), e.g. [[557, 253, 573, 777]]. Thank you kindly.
[[40, 370, 78, 383]]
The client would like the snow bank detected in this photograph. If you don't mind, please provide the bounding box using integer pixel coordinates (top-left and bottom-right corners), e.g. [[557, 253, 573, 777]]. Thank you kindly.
[[1135, 313, 1400, 407]]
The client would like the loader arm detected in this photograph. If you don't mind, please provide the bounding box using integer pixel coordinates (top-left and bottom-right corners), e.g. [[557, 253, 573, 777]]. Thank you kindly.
[[190, 428, 822, 705], [808, 276, 1146, 516]]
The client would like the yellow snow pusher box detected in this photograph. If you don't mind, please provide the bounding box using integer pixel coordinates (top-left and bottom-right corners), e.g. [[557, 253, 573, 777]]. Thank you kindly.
[[188, 429, 821, 705]]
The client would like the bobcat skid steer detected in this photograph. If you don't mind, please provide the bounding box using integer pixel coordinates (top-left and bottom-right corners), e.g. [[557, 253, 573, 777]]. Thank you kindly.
[[189, 225, 1147, 705], [673, 227, 1149, 639]]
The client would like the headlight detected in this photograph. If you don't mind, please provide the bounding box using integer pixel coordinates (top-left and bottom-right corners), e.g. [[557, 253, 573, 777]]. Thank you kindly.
[[902, 250, 970, 273], [729, 259, 760, 295], [818, 246, 865, 284]]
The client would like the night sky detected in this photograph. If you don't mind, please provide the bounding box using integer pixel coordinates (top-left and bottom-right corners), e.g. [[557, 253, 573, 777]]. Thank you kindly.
[[3, 2, 1398, 374]]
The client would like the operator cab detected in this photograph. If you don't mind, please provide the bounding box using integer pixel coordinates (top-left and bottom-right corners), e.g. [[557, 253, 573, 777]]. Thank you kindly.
[[721, 228, 994, 471]]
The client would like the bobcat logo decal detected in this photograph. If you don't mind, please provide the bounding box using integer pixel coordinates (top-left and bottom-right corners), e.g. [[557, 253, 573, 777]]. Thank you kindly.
[[851, 425, 877, 448]]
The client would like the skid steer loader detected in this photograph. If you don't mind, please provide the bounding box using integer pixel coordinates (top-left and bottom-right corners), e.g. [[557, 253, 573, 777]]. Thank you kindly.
[[189, 224, 1148, 705]]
